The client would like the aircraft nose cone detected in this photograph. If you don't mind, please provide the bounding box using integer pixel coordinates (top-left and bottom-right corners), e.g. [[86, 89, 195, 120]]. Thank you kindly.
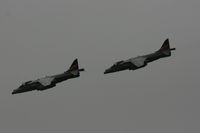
[[104, 69, 112, 74], [104, 71, 108, 74], [12, 90, 17, 95], [12, 87, 21, 95]]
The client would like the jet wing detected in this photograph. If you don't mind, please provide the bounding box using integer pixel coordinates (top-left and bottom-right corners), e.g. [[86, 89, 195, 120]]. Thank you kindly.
[[34, 77, 55, 86], [127, 56, 147, 68]]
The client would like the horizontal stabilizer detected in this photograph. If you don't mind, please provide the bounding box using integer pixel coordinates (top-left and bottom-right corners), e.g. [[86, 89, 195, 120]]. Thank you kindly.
[[79, 68, 85, 72], [170, 48, 176, 51]]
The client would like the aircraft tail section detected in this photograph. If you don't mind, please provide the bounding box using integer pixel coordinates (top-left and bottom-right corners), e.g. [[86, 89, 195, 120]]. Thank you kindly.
[[158, 39, 176, 56], [69, 59, 79, 72], [66, 59, 85, 75]]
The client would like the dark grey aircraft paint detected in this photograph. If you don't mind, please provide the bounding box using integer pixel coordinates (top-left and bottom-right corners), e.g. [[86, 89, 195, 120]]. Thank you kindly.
[[12, 59, 84, 94], [104, 39, 176, 74]]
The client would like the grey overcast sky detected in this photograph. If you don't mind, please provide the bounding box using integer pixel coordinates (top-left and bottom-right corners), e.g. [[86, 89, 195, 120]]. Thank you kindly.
[[0, 0, 200, 133]]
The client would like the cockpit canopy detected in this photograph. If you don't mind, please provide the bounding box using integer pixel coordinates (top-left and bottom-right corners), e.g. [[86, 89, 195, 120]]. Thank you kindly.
[[21, 81, 32, 86], [113, 61, 124, 66]]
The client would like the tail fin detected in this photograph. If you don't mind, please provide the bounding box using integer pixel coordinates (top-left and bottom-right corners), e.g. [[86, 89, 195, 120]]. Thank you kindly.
[[68, 59, 79, 72], [66, 59, 85, 75], [158, 39, 176, 56], [159, 39, 170, 51]]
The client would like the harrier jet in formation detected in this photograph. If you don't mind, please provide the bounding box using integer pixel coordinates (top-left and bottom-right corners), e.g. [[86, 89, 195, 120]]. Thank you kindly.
[[12, 59, 85, 94], [12, 39, 176, 94], [104, 39, 175, 74]]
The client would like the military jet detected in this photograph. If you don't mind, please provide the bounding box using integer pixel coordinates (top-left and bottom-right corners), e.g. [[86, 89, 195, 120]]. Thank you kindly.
[[12, 59, 85, 94], [104, 39, 175, 74]]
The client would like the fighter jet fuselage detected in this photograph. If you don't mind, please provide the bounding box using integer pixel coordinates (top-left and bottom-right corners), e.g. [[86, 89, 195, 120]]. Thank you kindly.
[[12, 59, 84, 94], [104, 39, 175, 74]]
